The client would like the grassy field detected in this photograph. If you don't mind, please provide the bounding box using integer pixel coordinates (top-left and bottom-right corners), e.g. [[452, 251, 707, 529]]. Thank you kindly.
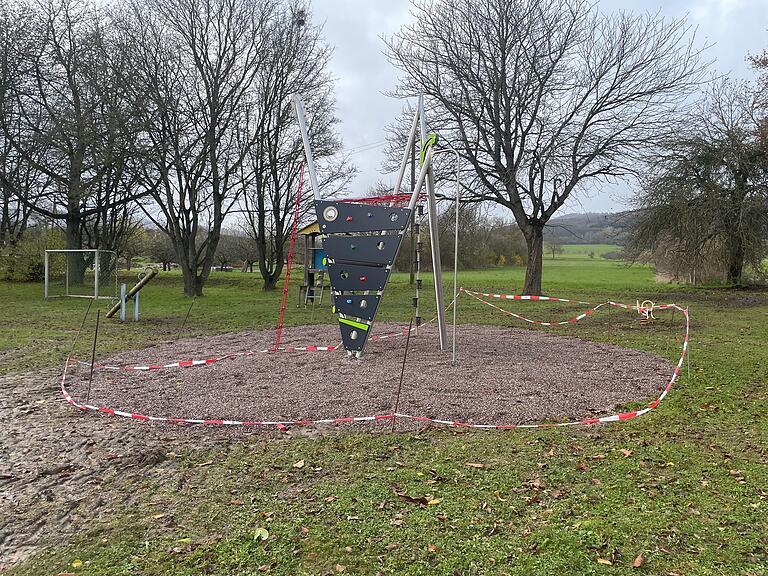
[[3, 248, 768, 575], [558, 244, 622, 257]]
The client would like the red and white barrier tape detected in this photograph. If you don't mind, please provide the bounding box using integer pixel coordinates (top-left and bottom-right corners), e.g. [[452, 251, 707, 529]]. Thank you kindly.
[[59, 291, 689, 430], [461, 289, 591, 305], [79, 306, 448, 373]]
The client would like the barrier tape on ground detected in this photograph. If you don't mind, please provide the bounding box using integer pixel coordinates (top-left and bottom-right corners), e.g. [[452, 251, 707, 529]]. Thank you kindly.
[[77, 302, 449, 373], [461, 290, 592, 305], [59, 291, 689, 430], [460, 289, 677, 327]]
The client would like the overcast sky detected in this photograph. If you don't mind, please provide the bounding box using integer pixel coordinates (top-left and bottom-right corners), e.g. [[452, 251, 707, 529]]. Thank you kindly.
[[311, 0, 768, 215]]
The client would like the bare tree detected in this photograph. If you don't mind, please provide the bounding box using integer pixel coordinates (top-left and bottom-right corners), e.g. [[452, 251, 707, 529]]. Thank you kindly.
[[385, 0, 706, 294], [627, 80, 768, 284], [230, 226, 259, 272], [147, 228, 176, 271], [239, 2, 353, 290], [0, 0, 147, 281], [0, 2, 46, 246], [546, 240, 564, 260], [124, 0, 283, 296]]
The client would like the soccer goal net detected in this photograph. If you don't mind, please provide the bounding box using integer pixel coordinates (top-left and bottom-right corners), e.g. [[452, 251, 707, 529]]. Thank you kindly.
[[44, 249, 118, 300]]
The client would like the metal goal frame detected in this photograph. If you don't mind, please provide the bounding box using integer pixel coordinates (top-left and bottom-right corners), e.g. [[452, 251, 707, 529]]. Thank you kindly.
[[44, 249, 118, 300]]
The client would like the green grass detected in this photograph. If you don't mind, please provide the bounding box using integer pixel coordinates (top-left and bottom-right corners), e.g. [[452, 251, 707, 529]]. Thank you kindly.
[[559, 244, 622, 258], [4, 258, 768, 575]]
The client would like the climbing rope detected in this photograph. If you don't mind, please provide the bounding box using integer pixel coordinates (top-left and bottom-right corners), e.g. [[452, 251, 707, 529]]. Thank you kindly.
[[274, 162, 305, 351]]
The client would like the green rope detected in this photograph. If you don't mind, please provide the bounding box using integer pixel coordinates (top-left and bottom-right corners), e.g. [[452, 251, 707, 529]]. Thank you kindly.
[[420, 132, 439, 164]]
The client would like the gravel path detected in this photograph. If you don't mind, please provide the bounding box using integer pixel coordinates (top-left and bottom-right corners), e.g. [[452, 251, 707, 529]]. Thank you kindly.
[[65, 323, 672, 429]]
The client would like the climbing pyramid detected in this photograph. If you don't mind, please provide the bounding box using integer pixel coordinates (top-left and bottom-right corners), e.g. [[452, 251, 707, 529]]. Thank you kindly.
[[315, 200, 412, 354]]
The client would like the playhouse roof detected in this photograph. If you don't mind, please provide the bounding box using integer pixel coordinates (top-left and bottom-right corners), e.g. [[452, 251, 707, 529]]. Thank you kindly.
[[298, 221, 321, 236]]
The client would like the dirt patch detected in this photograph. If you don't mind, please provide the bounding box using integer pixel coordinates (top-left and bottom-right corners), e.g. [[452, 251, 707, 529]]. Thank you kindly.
[[0, 371, 249, 570], [1, 323, 673, 570]]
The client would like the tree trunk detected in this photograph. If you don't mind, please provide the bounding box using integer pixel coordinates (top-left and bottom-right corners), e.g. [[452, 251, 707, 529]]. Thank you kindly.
[[65, 215, 86, 286], [260, 259, 282, 290], [523, 225, 544, 295], [262, 275, 278, 290], [726, 236, 744, 285], [180, 263, 205, 297], [259, 242, 283, 291]]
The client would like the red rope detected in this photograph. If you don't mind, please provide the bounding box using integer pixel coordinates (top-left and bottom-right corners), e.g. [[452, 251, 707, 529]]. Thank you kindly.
[[339, 193, 422, 205], [274, 162, 305, 351]]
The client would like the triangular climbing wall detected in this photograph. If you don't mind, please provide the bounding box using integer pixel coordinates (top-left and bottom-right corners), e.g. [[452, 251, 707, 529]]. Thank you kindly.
[[315, 200, 411, 354]]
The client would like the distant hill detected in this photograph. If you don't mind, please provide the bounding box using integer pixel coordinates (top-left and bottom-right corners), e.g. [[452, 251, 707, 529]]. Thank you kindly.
[[544, 211, 637, 245]]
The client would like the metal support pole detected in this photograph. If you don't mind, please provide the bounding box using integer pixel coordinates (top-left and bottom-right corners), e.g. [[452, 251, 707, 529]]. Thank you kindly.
[[133, 291, 139, 322], [393, 105, 421, 197], [120, 283, 126, 322], [409, 134, 416, 285], [415, 204, 422, 334], [44, 251, 49, 298], [94, 250, 100, 299], [419, 95, 447, 350], [452, 154, 460, 364], [291, 94, 321, 201]]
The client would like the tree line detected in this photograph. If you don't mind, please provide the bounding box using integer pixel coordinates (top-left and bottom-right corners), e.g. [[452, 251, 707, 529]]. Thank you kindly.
[[0, 0, 351, 295], [2, 0, 766, 296]]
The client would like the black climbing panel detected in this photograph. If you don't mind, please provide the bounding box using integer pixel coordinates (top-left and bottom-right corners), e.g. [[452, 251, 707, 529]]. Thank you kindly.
[[315, 199, 412, 355], [338, 319, 371, 352], [333, 294, 381, 321], [315, 200, 411, 234], [326, 262, 389, 292], [323, 234, 400, 266]]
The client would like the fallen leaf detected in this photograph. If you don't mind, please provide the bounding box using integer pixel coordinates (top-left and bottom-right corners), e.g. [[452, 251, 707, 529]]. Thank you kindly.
[[71, 559, 83, 568], [58, 573, 77, 576], [465, 462, 485, 469], [620, 449, 633, 458], [546, 448, 555, 456], [335, 564, 346, 573], [591, 454, 606, 460], [633, 553, 645, 568], [590, 478, 602, 485], [253, 527, 269, 541], [229, 499, 243, 505], [152, 513, 166, 520], [324, 495, 338, 502], [385, 543, 399, 550], [293, 460, 305, 469], [427, 498, 442, 505], [196, 460, 213, 467], [597, 558, 612, 565], [391, 483, 435, 506], [176, 537, 192, 544], [428, 543, 438, 553]]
